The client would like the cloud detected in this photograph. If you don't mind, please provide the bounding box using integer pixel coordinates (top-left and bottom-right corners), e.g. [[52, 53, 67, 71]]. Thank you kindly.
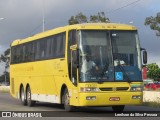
[[148, 53, 160, 66], [0, 0, 160, 74]]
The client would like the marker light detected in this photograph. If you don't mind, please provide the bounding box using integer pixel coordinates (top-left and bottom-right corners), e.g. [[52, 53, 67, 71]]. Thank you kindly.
[[86, 96, 96, 100], [132, 95, 141, 99]]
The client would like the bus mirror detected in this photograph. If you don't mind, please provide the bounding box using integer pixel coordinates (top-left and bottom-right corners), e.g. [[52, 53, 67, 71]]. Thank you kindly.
[[70, 45, 77, 50], [143, 50, 147, 64]]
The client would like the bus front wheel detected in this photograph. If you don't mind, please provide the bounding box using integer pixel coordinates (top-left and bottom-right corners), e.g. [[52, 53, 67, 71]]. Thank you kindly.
[[20, 86, 27, 106], [26, 86, 35, 107], [63, 89, 75, 112], [112, 105, 125, 112]]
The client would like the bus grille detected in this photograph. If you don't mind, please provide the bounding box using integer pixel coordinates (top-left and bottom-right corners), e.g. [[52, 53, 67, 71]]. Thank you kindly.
[[116, 87, 129, 91], [99, 88, 112, 91], [99, 87, 129, 91]]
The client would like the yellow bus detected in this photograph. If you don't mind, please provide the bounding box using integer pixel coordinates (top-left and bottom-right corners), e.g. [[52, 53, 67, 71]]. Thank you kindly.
[[10, 23, 147, 112]]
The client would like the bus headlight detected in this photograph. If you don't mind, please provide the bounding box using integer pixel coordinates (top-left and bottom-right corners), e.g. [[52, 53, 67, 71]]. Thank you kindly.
[[80, 87, 99, 92], [130, 86, 143, 92]]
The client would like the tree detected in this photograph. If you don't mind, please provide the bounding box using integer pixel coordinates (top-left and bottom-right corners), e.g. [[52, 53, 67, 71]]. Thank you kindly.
[[68, 12, 88, 25], [144, 12, 160, 36], [90, 12, 110, 23], [0, 72, 10, 85], [0, 48, 10, 84], [68, 12, 110, 25], [146, 63, 160, 81], [0, 48, 10, 69]]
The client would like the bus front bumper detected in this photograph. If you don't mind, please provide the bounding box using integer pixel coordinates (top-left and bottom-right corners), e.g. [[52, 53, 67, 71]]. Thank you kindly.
[[77, 92, 143, 106]]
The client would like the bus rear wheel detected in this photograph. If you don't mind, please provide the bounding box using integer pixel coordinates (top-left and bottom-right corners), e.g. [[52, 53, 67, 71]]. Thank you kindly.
[[20, 86, 27, 106], [63, 89, 75, 112], [26, 86, 35, 107], [112, 105, 125, 112]]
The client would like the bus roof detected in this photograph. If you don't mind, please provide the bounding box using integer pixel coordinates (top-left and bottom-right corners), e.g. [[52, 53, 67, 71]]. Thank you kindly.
[[11, 23, 137, 46]]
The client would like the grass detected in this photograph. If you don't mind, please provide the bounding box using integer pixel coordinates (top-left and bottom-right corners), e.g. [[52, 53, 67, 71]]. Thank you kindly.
[[143, 102, 160, 108], [0, 86, 10, 93], [143, 89, 160, 108], [0, 90, 10, 93]]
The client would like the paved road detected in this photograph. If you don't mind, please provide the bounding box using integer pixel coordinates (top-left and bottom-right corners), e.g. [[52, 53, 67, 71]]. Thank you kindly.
[[0, 93, 160, 119]]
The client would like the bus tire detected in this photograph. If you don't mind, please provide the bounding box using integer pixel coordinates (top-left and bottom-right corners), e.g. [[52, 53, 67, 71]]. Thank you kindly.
[[26, 86, 35, 107], [112, 105, 125, 112], [63, 89, 75, 112], [20, 86, 27, 106]]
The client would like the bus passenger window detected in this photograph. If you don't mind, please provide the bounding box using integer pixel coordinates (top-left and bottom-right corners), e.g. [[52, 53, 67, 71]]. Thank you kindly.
[[35, 41, 41, 60]]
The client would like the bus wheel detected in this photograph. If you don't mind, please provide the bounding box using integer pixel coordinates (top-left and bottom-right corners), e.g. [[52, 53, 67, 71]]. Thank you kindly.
[[26, 86, 35, 107], [20, 86, 27, 106], [63, 89, 75, 112], [112, 105, 125, 112]]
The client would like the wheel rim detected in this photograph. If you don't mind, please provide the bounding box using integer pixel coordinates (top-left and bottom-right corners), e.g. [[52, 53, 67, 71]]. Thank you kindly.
[[64, 92, 69, 107], [27, 88, 31, 104]]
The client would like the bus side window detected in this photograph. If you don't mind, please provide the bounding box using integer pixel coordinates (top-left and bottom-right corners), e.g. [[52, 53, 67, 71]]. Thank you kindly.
[[54, 33, 66, 58], [12, 47, 17, 63], [35, 41, 40, 60], [11, 47, 15, 64], [46, 38, 52, 59], [15, 46, 21, 63], [56, 35, 62, 57], [69, 30, 76, 45], [22, 45, 25, 62]]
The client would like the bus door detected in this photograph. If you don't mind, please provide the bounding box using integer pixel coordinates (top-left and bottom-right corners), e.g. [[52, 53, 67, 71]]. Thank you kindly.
[[70, 46, 79, 105]]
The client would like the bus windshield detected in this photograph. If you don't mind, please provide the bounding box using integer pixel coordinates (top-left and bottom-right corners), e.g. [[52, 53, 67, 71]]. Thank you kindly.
[[79, 30, 142, 82]]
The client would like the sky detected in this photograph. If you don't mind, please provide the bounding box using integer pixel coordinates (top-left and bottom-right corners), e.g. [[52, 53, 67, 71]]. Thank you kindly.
[[0, 0, 160, 74]]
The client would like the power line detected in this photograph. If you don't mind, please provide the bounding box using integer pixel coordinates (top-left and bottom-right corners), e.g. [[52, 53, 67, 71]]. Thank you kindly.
[[28, 0, 143, 36], [27, 0, 45, 36], [28, 23, 42, 36], [106, 0, 142, 14]]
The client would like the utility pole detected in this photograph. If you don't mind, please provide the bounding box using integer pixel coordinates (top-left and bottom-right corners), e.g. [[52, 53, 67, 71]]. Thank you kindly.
[[42, 0, 45, 32], [4, 68, 6, 86]]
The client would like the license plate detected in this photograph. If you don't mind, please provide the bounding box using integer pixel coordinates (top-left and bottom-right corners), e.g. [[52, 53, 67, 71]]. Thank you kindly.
[[109, 97, 120, 101]]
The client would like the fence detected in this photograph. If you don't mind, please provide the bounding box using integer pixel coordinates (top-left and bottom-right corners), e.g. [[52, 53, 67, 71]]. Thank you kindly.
[[143, 91, 160, 103]]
